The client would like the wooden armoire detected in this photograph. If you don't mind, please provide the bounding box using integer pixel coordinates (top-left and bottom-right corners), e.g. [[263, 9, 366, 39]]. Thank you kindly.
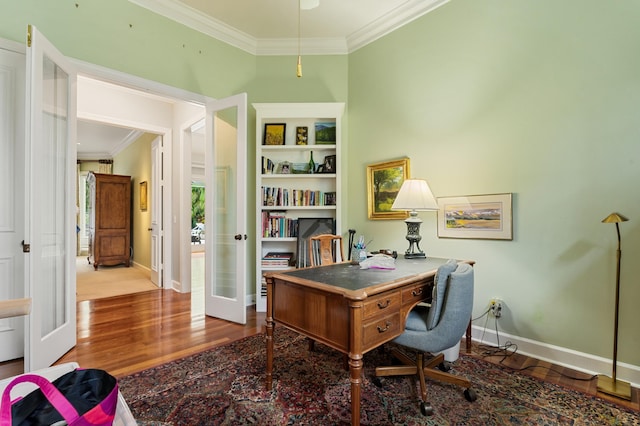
[[87, 172, 132, 270]]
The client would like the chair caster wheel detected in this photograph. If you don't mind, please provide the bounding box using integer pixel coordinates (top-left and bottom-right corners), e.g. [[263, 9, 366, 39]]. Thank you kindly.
[[420, 401, 434, 416], [464, 388, 477, 402], [437, 362, 450, 372]]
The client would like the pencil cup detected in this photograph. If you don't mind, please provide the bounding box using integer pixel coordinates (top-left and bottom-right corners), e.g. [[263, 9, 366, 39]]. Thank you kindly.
[[351, 248, 366, 265]]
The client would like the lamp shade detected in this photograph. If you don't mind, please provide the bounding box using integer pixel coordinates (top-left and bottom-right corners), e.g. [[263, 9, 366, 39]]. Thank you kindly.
[[602, 212, 628, 223], [391, 179, 438, 211]]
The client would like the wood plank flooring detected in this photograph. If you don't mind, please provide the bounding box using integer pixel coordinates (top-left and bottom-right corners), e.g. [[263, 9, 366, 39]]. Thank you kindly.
[[1, 287, 638, 412]]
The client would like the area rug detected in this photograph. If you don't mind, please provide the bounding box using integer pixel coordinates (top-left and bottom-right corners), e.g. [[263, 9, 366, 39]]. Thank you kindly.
[[118, 329, 639, 425]]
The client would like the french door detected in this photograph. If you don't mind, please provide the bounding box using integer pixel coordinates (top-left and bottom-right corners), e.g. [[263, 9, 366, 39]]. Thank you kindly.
[[204, 93, 248, 324], [24, 25, 77, 371]]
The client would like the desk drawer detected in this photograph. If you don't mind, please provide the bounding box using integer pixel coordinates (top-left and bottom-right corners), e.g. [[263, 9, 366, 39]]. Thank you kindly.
[[402, 281, 432, 305], [362, 291, 401, 319], [362, 312, 401, 348]]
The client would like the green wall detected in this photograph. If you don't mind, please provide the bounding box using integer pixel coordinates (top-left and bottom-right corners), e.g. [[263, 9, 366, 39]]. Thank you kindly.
[[3, 0, 638, 371], [0, 0, 255, 99], [348, 0, 640, 366]]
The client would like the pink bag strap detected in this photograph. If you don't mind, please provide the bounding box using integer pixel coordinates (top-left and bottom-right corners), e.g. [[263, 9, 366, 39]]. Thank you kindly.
[[0, 373, 80, 425]]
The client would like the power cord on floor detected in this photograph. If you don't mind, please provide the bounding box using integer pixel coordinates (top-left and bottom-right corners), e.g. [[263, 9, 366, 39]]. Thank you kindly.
[[471, 308, 597, 382]]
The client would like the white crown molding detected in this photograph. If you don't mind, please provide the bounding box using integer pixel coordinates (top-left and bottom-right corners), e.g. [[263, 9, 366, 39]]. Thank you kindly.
[[111, 129, 145, 157], [129, 0, 450, 56], [257, 37, 348, 56], [347, 0, 451, 52], [128, 0, 258, 55]]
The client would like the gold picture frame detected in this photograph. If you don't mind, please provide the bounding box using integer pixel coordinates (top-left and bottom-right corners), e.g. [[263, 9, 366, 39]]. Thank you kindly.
[[366, 158, 410, 220], [139, 181, 148, 211]]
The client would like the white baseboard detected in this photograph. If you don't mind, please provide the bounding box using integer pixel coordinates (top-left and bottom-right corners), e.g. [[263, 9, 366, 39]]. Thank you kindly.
[[172, 280, 184, 292], [131, 261, 150, 273], [471, 325, 640, 388]]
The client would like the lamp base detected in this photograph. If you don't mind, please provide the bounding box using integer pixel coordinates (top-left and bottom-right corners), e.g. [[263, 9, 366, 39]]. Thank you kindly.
[[404, 252, 426, 259], [597, 375, 631, 400]]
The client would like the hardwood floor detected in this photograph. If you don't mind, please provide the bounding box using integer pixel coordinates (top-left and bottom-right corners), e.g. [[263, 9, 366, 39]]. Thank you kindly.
[[0, 289, 265, 380], [1, 288, 637, 412]]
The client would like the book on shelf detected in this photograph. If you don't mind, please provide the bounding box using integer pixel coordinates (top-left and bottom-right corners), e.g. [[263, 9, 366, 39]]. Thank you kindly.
[[262, 156, 275, 174], [261, 211, 298, 238], [261, 251, 295, 268], [262, 186, 335, 207]]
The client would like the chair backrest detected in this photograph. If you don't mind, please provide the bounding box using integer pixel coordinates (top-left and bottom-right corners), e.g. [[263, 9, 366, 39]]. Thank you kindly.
[[308, 234, 344, 266], [426, 259, 458, 330], [433, 263, 474, 346], [394, 261, 474, 353]]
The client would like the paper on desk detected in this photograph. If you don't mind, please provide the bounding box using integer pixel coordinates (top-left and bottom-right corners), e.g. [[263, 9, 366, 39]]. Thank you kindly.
[[359, 254, 395, 270]]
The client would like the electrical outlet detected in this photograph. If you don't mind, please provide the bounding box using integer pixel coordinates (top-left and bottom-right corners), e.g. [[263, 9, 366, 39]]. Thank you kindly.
[[489, 298, 503, 318]]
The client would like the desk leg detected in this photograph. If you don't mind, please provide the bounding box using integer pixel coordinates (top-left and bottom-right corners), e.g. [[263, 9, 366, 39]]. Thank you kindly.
[[348, 354, 362, 426], [265, 276, 274, 391], [348, 300, 364, 426], [466, 319, 472, 353]]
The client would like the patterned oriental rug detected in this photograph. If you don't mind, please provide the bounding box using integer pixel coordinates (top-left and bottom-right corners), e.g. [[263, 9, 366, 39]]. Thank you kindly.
[[119, 329, 639, 425]]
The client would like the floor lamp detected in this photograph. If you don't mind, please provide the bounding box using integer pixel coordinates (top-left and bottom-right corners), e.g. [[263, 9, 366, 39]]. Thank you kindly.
[[597, 212, 631, 400]]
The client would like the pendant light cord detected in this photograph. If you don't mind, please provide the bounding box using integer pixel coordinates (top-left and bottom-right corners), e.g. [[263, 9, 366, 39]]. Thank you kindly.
[[297, 0, 302, 77]]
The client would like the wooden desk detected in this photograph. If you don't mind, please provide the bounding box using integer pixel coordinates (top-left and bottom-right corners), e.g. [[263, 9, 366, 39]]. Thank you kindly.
[[265, 257, 473, 426]]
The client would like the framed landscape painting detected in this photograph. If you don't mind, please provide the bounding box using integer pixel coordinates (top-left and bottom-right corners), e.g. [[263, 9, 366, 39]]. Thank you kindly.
[[437, 193, 513, 240], [366, 158, 410, 220], [314, 121, 336, 144]]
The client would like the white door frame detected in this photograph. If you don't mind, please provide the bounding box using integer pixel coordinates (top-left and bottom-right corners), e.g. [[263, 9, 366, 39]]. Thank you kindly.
[[178, 114, 206, 294], [72, 59, 210, 291]]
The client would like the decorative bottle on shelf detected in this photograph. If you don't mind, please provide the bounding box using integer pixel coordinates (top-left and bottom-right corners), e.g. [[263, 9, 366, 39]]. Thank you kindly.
[[308, 151, 316, 174]]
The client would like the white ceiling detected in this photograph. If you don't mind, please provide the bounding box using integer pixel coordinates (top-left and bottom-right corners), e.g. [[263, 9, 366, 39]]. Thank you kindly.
[[78, 0, 449, 157], [130, 0, 450, 54]]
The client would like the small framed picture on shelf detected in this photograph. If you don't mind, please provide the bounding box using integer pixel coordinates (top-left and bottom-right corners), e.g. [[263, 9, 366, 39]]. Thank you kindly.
[[296, 126, 308, 145], [322, 155, 336, 173], [315, 121, 336, 144], [277, 161, 292, 174], [263, 123, 286, 145]]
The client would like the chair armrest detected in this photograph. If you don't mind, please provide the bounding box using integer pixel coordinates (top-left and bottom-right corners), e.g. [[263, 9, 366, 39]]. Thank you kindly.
[[0, 298, 31, 319]]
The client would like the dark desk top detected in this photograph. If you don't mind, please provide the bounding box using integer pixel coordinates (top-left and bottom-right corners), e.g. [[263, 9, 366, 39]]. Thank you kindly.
[[273, 257, 456, 298]]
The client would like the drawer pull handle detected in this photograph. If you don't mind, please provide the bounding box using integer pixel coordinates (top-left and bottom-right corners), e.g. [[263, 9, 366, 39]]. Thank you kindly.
[[377, 321, 392, 333], [412, 288, 424, 297], [377, 299, 391, 309]]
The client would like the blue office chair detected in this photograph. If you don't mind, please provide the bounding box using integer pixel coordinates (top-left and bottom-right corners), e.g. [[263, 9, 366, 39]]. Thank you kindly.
[[375, 259, 477, 416]]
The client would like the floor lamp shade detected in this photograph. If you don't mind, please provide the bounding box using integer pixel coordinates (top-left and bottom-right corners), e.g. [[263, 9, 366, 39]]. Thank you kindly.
[[597, 212, 631, 400], [391, 179, 438, 259]]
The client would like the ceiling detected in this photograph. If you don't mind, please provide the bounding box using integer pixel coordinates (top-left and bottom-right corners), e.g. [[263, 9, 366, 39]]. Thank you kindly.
[[130, 0, 450, 54], [78, 0, 449, 157]]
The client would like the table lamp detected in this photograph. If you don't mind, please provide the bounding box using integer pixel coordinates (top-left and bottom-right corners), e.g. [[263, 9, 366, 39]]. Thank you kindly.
[[597, 212, 631, 400], [391, 179, 438, 259]]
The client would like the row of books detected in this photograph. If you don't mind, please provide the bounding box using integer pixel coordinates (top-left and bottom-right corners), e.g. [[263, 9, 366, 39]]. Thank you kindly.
[[261, 156, 276, 174], [261, 211, 298, 238], [261, 186, 336, 207], [261, 251, 294, 269]]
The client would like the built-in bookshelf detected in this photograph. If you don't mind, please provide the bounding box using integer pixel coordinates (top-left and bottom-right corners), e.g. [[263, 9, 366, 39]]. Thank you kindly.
[[254, 102, 344, 312]]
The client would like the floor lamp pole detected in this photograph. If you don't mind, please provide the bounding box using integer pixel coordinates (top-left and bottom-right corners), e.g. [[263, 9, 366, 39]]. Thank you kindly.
[[597, 216, 631, 400]]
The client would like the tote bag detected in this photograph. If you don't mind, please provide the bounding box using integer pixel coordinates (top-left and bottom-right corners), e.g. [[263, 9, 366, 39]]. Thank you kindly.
[[0, 368, 118, 426]]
